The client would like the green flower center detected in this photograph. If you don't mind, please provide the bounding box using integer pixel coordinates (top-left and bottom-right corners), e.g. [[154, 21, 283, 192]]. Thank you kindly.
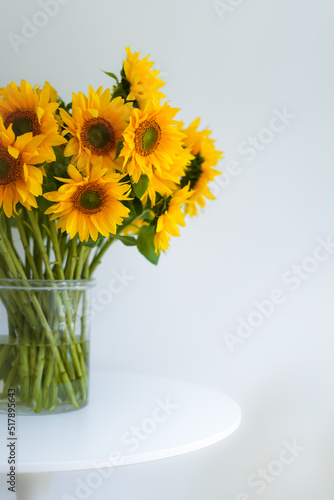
[[79, 190, 102, 210], [72, 182, 108, 215], [180, 153, 204, 189], [12, 117, 33, 136], [142, 127, 159, 151], [0, 146, 21, 185], [135, 120, 162, 157], [4, 110, 41, 138], [88, 124, 111, 149], [81, 118, 116, 156]]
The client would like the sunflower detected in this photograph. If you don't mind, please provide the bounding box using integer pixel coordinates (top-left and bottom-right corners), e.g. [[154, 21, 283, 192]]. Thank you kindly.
[[180, 118, 222, 216], [0, 118, 48, 217], [144, 145, 194, 206], [154, 185, 192, 254], [121, 100, 185, 184], [37, 81, 58, 103], [60, 86, 132, 175], [44, 163, 131, 241], [123, 47, 166, 109], [0, 80, 66, 160]]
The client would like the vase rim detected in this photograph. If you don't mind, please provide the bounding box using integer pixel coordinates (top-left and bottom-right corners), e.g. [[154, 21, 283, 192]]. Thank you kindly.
[[0, 278, 95, 291]]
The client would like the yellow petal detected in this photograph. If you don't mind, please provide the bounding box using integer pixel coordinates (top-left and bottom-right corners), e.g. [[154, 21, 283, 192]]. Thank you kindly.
[[7, 145, 19, 159]]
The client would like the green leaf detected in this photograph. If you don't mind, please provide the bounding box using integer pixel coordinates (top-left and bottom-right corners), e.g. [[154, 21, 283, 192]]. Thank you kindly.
[[133, 175, 149, 199], [137, 226, 159, 265], [133, 197, 143, 215], [122, 202, 137, 222], [113, 234, 137, 247], [37, 196, 53, 213], [57, 98, 66, 109], [82, 234, 105, 248], [43, 147, 71, 187], [82, 233, 136, 249], [103, 71, 119, 84], [114, 140, 124, 161], [43, 181, 57, 193], [82, 238, 99, 248], [54, 146, 71, 166]]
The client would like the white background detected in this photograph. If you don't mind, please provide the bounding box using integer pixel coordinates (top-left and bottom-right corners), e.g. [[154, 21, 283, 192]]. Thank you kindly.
[[1, 0, 334, 498]]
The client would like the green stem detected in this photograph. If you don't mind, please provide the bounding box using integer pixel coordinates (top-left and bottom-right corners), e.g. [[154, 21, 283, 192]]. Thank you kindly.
[[59, 231, 68, 263], [0, 344, 12, 370], [49, 220, 64, 278], [0, 210, 92, 412], [65, 237, 78, 279], [31, 342, 46, 413], [0, 212, 80, 409], [34, 216, 88, 400], [14, 214, 41, 280], [28, 211, 55, 281], [30, 335, 37, 397], [89, 236, 115, 277], [0, 216, 23, 279], [88, 212, 141, 277], [3, 353, 20, 395], [49, 363, 59, 413], [19, 322, 30, 401], [75, 245, 91, 279]]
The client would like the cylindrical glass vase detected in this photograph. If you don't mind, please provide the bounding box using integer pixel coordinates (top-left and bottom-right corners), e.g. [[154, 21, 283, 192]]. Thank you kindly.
[[0, 279, 94, 415]]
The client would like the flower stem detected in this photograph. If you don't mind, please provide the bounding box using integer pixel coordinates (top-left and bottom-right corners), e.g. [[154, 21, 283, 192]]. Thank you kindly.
[[14, 214, 41, 280], [0, 212, 81, 410], [89, 236, 115, 277]]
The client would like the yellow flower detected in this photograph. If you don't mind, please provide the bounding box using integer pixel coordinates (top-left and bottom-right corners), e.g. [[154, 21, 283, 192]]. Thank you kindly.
[[37, 81, 58, 103], [121, 101, 185, 184], [0, 80, 66, 161], [0, 118, 47, 217], [144, 146, 194, 206], [181, 118, 222, 216], [123, 47, 165, 108], [60, 86, 132, 175], [44, 163, 131, 242], [154, 185, 192, 254]]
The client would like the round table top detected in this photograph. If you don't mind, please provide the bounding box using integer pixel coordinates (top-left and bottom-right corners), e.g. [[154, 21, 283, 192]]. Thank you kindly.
[[0, 370, 241, 473]]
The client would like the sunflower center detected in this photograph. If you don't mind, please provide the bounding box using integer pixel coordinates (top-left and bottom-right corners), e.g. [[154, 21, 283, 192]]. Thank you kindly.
[[80, 190, 102, 210], [72, 183, 107, 214], [81, 118, 116, 156], [180, 153, 204, 189], [4, 110, 41, 138], [0, 145, 21, 185], [142, 127, 159, 150], [135, 120, 161, 156], [0, 159, 11, 182]]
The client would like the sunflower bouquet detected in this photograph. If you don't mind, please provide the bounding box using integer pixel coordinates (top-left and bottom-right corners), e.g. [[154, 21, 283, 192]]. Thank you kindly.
[[0, 47, 222, 413]]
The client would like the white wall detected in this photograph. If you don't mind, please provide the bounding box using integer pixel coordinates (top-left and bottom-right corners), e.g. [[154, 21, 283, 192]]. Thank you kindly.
[[1, 0, 334, 498]]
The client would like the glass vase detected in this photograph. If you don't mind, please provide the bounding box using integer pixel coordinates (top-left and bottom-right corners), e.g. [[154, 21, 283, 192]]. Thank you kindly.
[[0, 279, 93, 415]]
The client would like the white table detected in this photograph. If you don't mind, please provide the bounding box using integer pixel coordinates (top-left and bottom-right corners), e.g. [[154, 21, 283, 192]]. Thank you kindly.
[[0, 371, 241, 500]]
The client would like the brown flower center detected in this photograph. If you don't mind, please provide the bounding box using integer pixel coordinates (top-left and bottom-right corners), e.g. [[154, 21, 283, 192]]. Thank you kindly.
[[80, 118, 116, 156], [4, 110, 41, 138], [72, 183, 107, 214], [134, 120, 161, 156], [0, 145, 21, 186]]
